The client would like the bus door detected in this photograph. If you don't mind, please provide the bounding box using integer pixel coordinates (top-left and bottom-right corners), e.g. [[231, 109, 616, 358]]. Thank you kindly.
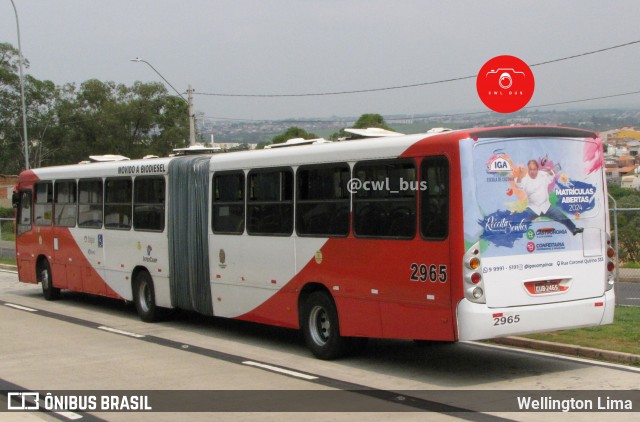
[[14, 189, 37, 283]]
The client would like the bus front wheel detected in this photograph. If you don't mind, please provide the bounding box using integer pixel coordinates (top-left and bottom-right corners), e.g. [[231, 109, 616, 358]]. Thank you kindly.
[[301, 291, 348, 360], [133, 271, 159, 322], [38, 260, 60, 301]]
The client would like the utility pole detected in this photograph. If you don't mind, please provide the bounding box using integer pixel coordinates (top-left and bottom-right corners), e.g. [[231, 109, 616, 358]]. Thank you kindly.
[[10, 0, 29, 170], [131, 58, 196, 146], [187, 85, 196, 146]]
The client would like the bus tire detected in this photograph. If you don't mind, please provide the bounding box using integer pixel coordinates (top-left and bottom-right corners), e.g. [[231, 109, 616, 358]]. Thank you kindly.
[[133, 271, 159, 323], [39, 260, 60, 301], [301, 291, 347, 360]]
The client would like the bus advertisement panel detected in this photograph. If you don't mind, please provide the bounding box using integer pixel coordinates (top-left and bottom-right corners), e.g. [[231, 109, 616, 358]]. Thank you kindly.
[[457, 135, 614, 340]]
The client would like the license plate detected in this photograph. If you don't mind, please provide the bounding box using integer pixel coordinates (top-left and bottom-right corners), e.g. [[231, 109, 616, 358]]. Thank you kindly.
[[524, 279, 569, 295]]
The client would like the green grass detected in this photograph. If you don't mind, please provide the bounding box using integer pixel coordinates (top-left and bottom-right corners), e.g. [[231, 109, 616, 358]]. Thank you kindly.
[[1, 232, 15, 242], [525, 306, 640, 356], [0, 256, 16, 266]]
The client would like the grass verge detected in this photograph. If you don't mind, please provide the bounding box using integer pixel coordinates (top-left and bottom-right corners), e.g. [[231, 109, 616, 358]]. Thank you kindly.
[[0, 257, 16, 266], [524, 306, 640, 356]]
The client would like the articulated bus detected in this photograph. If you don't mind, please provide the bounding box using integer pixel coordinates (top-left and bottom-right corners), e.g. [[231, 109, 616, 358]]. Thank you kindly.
[[13, 126, 615, 359]]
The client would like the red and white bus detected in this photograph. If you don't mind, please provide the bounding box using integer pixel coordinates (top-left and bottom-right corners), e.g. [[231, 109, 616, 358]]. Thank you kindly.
[[13, 126, 615, 359]]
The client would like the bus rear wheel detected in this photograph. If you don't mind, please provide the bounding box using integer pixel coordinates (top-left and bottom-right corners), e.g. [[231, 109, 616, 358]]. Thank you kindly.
[[38, 260, 60, 301], [134, 271, 159, 322], [301, 291, 348, 360]]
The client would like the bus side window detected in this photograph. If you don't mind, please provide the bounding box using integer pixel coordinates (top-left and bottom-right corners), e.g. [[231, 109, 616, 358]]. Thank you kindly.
[[105, 178, 132, 230], [54, 180, 77, 227], [34, 182, 53, 226], [16, 191, 32, 236], [247, 168, 293, 236], [212, 171, 244, 234], [353, 159, 416, 239], [420, 156, 449, 239], [134, 176, 165, 232], [78, 179, 103, 228], [297, 164, 350, 237]]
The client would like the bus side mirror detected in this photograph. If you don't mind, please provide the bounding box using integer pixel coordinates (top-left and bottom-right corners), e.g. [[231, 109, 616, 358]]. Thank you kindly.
[[12, 191, 19, 209]]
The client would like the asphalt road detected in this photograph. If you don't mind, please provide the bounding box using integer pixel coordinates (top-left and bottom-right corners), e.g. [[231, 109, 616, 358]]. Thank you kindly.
[[0, 270, 638, 421]]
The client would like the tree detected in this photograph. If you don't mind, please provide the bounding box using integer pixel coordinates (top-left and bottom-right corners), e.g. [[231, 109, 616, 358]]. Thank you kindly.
[[330, 113, 394, 140], [267, 127, 319, 147], [612, 192, 640, 263], [45, 80, 189, 165], [1, 43, 190, 170]]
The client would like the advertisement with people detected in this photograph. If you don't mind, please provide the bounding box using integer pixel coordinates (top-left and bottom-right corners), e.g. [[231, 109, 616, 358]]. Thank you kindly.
[[460, 136, 607, 306]]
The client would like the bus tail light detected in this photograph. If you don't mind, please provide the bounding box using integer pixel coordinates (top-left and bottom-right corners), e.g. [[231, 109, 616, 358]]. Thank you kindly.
[[470, 272, 482, 284], [605, 236, 615, 291], [463, 242, 485, 304]]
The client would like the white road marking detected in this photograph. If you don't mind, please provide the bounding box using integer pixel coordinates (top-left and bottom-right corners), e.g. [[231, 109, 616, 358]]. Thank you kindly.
[[242, 361, 318, 380], [56, 411, 83, 420], [5, 303, 37, 312], [97, 326, 145, 338]]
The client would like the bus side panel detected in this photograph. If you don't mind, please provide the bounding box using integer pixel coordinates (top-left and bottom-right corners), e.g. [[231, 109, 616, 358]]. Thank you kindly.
[[16, 229, 39, 284], [235, 236, 455, 340]]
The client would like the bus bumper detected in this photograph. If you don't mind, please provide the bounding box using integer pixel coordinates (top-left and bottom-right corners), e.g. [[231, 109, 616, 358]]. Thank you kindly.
[[456, 289, 615, 341]]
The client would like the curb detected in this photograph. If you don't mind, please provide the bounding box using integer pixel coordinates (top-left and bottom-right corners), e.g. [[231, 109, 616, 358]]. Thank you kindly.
[[0, 264, 17, 271], [491, 336, 640, 366]]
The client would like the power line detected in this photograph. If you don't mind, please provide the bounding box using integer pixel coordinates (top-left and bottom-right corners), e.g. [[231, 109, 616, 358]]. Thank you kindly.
[[194, 39, 640, 98], [197, 89, 640, 123]]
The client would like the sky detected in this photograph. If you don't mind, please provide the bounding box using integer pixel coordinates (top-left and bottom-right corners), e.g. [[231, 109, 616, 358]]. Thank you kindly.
[[2, 0, 640, 123]]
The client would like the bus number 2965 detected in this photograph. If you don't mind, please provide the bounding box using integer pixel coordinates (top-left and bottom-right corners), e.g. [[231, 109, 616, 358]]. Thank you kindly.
[[410, 264, 447, 283]]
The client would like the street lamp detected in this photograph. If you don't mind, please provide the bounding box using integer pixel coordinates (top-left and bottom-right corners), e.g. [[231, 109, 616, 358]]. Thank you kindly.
[[10, 0, 29, 170], [130, 57, 196, 146]]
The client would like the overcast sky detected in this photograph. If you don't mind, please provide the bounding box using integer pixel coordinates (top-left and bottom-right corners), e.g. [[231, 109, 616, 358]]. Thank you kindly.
[[2, 0, 640, 122]]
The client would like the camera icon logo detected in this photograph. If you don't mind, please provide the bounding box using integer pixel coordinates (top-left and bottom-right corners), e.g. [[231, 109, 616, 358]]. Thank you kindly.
[[476, 55, 535, 113], [485, 68, 526, 90]]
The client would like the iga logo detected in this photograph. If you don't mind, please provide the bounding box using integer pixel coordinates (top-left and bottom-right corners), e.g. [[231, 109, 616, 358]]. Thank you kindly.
[[477, 55, 535, 113], [487, 155, 512, 173]]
